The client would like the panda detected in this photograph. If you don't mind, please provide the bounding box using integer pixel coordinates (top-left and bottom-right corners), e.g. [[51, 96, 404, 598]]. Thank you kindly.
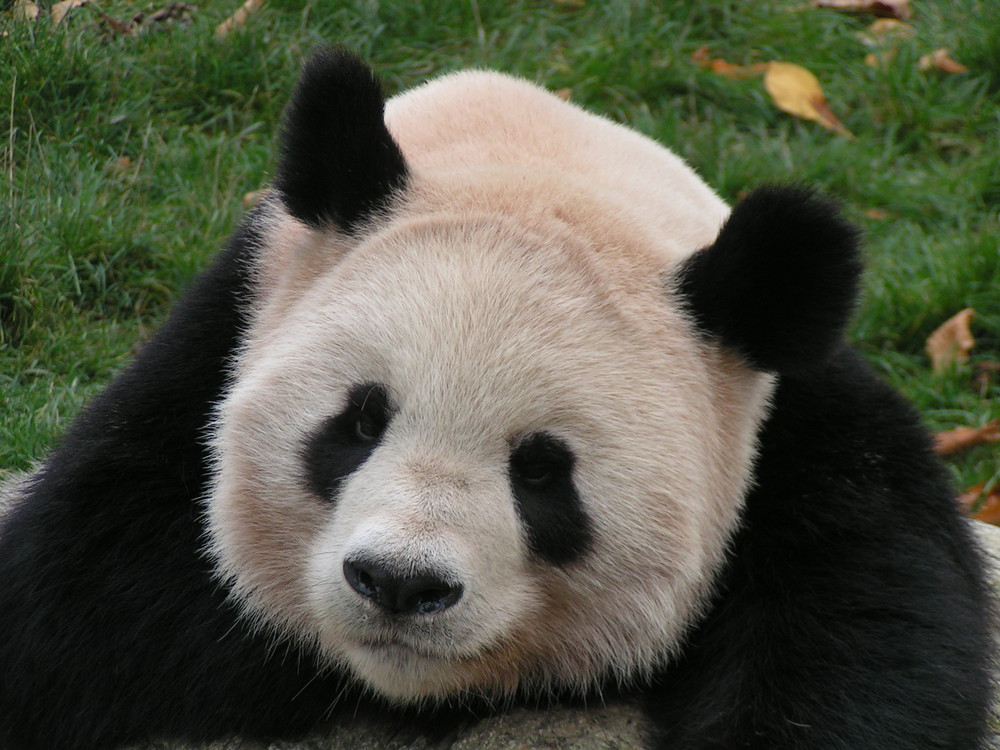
[[0, 46, 992, 750]]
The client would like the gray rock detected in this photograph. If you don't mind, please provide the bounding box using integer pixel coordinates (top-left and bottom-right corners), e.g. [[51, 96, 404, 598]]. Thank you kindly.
[[131, 700, 649, 750]]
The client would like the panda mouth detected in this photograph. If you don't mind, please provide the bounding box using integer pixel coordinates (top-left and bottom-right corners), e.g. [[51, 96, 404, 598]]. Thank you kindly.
[[350, 638, 454, 662], [354, 633, 453, 660]]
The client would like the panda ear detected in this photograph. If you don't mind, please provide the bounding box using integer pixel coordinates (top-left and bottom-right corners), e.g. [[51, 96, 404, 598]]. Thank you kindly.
[[274, 47, 409, 233], [674, 185, 862, 374]]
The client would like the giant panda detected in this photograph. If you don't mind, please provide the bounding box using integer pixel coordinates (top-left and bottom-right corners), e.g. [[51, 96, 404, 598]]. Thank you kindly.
[[0, 47, 992, 750]]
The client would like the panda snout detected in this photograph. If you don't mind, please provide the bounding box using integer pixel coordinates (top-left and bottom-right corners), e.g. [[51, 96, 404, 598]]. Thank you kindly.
[[342, 557, 463, 616]]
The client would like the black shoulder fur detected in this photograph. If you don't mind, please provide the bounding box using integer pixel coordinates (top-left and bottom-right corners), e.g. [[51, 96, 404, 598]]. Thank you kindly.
[[646, 349, 993, 749]]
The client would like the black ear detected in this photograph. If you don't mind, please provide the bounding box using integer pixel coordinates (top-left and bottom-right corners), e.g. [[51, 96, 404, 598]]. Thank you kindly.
[[675, 186, 862, 374], [274, 47, 409, 233]]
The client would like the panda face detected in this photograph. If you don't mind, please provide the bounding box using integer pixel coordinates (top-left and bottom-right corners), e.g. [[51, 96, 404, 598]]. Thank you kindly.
[[207, 208, 774, 701]]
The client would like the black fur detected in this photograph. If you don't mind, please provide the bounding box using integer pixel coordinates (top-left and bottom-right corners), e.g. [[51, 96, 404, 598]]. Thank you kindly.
[[509, 433, 592, 566], [676, 185, 862, 373], [274, 46, 409, 232], [304, 382, 393, 501], [646, 348, 992, 749], [0, 212, 354, 749]]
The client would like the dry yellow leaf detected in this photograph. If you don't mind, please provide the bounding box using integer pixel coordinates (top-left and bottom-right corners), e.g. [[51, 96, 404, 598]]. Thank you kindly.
[[867, 18, 915, 39], [926, 308, 976, 373], [215, 0, 264, 39], [50, 0, 89, 24], [11, 0, 40, 20], [918, 49, 969, 74], [763, 62, 853, 138]]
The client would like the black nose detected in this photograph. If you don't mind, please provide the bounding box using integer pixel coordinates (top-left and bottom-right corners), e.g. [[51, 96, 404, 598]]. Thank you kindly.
[[343, 558, 463, 615]]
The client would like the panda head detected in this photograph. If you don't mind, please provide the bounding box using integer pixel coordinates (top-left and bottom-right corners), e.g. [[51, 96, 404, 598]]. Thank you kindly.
[[206, 48, 860, 702]]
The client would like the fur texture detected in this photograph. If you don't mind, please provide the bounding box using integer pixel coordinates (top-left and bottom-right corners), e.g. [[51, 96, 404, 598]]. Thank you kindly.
[[675, 185, 862, 373], [0, 47, 991, 750]]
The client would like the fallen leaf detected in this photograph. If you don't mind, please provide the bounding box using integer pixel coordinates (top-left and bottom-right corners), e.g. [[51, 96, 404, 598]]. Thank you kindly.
[[812, 0, 911, 20], [959, 483, 1000, 526], [554, 88, 572, 101], [692, 46, 768, 79], [97, 10, 138, 36], [918, 48, 969, 74], [763, 62, 854, 138], [215, 0, 264, 39], [859, 19, 914, 69], [10, 0, 40, 20], [864, 208, 889, 220], [934, 420, 1000, 456], [958, 483, 983, 513], [97, 4, 196, 36], [50, 0, 89, 25], [148, 3, 196, 26], [865, 18, 915, 40], [926, 308, 976, 373]]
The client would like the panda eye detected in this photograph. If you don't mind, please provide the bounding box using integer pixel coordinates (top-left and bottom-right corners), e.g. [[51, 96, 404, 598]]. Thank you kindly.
[[303, 383, 392, 501], [354, 410, 386, 443], [350, 386, 389, 444], [512, 461, 552, 486], [508, 432, 591, 566], [510, 434, 573, 489]]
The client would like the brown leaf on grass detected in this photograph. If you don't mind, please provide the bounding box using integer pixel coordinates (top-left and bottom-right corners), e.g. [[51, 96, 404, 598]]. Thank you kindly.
[[98, 10, 139, 36], [215, 0, 265, 39], [10, 0, 40, 21], [691, 46, 768, 79], [918, 49, 969, 74], [554, 88, 572, 101], [98, 4, 196, 36], [859, 19, 914, 68], [959, 484, 1000, 526], [864, 18, 915, 41], [50, 0, 89, 25], [692, 51, 853, 138], [864, 208, 889, 220], [148, 3, 196, 25], [812, 0, 911, 21], [926, 308, 976, 373], [934, 421, 1000, 456], [763, 62, 854, 138], [864, 50, 898, 69]]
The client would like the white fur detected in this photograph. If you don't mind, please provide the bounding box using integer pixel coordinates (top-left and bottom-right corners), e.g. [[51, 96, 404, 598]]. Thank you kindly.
[[206, 71, 774, 701]]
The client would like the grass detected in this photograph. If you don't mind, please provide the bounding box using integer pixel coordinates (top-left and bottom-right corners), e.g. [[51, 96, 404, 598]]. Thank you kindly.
[[1, 0, 997, 497]]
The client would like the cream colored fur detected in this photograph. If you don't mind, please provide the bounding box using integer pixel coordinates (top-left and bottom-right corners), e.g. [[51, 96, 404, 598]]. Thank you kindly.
[[207, 71, 775, 701]]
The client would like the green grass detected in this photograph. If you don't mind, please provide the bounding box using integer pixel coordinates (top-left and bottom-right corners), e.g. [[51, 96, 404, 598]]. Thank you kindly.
[[2, 0, 998, 496]]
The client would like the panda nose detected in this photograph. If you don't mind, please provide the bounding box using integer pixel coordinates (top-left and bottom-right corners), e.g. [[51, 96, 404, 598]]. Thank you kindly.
[[342, 558, 463, 615]]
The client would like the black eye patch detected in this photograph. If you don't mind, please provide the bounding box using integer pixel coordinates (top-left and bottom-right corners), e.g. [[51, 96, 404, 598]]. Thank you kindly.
[[509, 433, 593, 566], [303, 383, 391, 501]]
